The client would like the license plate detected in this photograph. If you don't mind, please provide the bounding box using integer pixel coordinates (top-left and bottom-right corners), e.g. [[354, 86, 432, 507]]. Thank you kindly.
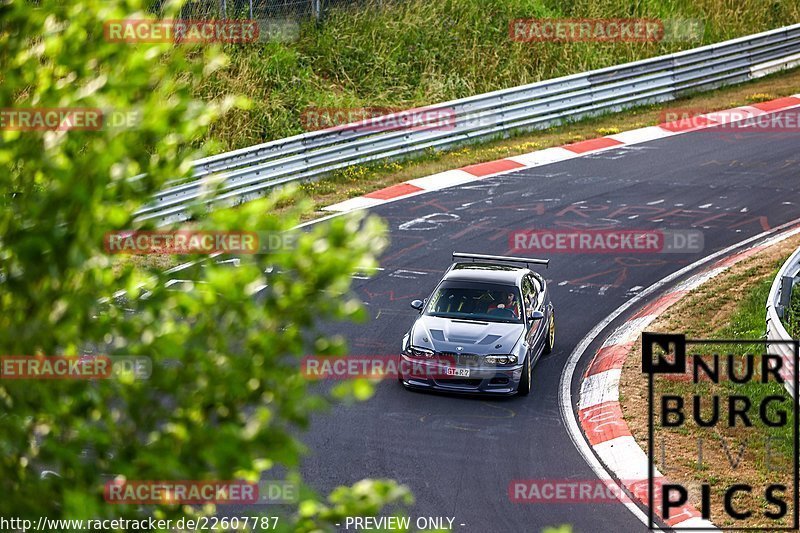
[[444, 367, 470, 377]]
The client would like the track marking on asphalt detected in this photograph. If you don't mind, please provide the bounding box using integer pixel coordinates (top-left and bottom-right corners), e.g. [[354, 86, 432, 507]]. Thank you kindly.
[[558, 216, 800, 530], [398, 213, 460, 231], [443, 424, 482, 432], [388, 269, 430, 279]]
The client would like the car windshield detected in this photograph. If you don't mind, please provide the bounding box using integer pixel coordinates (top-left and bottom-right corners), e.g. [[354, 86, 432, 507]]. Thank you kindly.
[[424, 281, 523, 323]]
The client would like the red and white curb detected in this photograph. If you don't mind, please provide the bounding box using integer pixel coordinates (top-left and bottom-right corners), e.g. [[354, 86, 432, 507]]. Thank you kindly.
[[322, 95, 800, 214], [576, 225, 800, 530]]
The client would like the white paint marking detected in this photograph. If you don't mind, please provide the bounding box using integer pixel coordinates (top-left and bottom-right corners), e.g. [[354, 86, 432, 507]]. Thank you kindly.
[[579, 369, 621, 409], [593, 436, 651, 480], [398, 213, 460, 231], [389, 269, 429, 279], [407, 169, 477, 191], [606, 126, 675, 145], [323, 196, 385, 213], [506, 146, 577, 167], [602, 315, 655, 347]]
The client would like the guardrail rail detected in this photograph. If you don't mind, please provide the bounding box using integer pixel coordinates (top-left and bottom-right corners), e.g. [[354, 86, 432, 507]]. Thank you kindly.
[[135, 23, 800, 226], [766, 245, 800, 398]]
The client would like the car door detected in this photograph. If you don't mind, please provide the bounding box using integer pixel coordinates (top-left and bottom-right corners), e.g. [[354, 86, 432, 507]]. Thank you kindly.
[[521, 275, 544, 363]]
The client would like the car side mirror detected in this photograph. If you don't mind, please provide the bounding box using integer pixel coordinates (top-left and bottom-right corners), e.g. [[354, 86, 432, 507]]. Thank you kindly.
[[411, 299, 424, 311], [528, 310, 545, 321]]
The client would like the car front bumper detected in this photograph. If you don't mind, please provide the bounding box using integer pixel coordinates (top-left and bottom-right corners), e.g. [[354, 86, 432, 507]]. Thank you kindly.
[[398, 354, 524, 395]]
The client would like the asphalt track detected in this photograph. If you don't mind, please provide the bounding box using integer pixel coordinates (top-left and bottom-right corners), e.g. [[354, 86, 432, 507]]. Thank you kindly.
[[272, 111, 800, 532]]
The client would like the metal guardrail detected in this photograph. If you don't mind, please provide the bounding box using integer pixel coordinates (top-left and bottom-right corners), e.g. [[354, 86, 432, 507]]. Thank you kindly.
[[134, 23, 800, 226], [766, 246, 800, 398]]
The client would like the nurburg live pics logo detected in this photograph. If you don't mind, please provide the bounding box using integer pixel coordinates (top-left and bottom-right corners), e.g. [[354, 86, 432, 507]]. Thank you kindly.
[[642, 332, 800, 530]]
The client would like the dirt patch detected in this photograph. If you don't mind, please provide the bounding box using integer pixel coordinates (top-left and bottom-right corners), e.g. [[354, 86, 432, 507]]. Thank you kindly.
[[620, 234, 800, 529]]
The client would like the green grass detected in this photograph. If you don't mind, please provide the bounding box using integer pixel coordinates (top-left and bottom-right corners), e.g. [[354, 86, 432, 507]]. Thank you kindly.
[[197, 0, 800, 151], [658, 274, 794, 463], [718, 277, 791, 457]]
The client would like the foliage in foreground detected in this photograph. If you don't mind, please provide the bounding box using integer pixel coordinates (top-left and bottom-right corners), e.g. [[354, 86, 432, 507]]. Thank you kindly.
[[0, 0, 410, 528]]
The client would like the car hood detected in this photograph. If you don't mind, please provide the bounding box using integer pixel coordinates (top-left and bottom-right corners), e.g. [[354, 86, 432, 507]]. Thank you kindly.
[[411, 315, 524, 356]]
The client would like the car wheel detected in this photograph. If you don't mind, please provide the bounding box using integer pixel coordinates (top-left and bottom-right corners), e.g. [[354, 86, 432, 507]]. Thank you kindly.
[[543, 311, 555, 355], [518, 355, 531, 396]]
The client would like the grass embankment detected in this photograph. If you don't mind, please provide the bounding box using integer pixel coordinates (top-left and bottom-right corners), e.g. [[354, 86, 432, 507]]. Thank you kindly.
[[620, 236, 800, 529], [200, 0, 800, 150], [188, 0, 800, 217]]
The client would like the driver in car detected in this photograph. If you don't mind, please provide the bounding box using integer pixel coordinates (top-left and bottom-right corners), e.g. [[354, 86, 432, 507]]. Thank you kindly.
[[487, 291, 519, 318]]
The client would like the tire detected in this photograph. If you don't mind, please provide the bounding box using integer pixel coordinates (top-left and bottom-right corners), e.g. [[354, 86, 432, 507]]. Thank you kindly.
[[543, 311, 555, 355], [518, 354, 532, 396]]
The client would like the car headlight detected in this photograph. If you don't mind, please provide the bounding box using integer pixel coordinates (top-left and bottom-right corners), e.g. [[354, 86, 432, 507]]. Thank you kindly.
[[484, 354, 518, 365], [405, 346, 435, 359]]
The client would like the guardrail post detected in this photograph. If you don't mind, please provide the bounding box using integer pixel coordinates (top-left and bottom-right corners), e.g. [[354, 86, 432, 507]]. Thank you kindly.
[[312, 0, 322, 22], [778, 275, 794, 317]]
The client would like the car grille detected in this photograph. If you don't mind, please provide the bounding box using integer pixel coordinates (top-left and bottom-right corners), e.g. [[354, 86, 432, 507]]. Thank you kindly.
[[435, 352, 481, 367]]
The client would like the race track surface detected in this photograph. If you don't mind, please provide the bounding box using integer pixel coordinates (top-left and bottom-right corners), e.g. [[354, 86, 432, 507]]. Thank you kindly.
[[276, 112, 800, 532]]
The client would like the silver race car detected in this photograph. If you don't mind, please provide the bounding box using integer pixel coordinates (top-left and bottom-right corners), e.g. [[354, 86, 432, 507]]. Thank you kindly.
[[399, 253, 555, 396]]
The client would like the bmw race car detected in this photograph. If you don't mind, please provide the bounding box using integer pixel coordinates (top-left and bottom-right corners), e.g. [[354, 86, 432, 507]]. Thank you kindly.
[[399, 252, 555, 396]]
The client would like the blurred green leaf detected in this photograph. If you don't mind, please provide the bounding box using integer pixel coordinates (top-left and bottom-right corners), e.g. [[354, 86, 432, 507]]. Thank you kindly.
[[0, 0, 407, 530]]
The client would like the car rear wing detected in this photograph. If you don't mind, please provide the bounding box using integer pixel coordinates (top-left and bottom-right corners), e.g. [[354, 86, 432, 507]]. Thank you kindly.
[[452, 252, 549, 269]]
